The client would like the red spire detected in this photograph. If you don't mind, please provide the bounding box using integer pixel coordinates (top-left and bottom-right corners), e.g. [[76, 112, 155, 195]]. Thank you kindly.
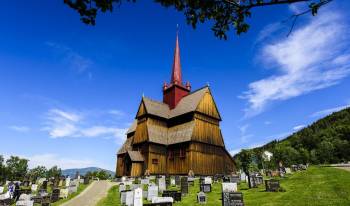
[[171, 29, 182, 85]]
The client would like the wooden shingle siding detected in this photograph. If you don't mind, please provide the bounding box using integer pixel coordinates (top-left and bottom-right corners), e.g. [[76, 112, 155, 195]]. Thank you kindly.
[[116, 155, 125, 177], [137, 101, 147, 118], [196, 91, 221, 120], [192, 119, 224, 146], [133, 119, 148, 144]]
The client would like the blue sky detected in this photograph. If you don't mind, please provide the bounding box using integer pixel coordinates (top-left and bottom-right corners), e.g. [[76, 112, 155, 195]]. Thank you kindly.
[[1, 1, 350, 170]]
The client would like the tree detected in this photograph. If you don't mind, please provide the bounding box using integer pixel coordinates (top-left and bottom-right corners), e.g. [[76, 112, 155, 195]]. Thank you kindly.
[[29, 166, 47, 181], [46, 166, 62, 178], [317, 140, 334, 164], [0, 155, 6, 183], [64, 0, 333, 39], [6, 156, 29, 181]]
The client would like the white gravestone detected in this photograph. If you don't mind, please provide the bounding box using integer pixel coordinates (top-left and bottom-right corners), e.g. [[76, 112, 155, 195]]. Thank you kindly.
[[65, 178, 71, 187], [171, 179, 175, 185], [285, 168, 292, 174], [68, 185, 77, 194], [147, 185, 158, 201], [60, 188, 69, 199], [120, 191, 127, 205], [133, 188, 143, 206], [119, 184, 126, 193], [204, 177, 212, 184], [222, 182, 237, 192], [158, 178, 166, 193], [152, 197, 174, 204], [0, 187, 4, 194], [125, 191, 134, 206], [240, 172, 247, 181], [31, 184, 38, 192], [141, 179, 149, 185]]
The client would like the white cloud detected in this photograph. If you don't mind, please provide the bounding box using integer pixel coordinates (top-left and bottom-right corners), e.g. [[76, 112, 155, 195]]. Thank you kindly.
[[242, 11, 350, 117], [229, 149, 241, 156], [43, 108, 127, 142], [293, 124, 305, 131], [9, 126, 30, 132], [45, 41, 92, 74], [310, 104, 350, 118], [256, 22, 284, 44], [238, 124, 253, 143]]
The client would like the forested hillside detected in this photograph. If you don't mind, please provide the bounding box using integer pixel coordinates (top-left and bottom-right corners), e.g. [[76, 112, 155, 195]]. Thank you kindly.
[[234, 107, 350, 170]]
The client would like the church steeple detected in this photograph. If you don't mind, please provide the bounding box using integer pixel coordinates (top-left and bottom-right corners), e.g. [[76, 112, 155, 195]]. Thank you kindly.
[[163, 28, 191, 109], [171, 30, 182, 85]]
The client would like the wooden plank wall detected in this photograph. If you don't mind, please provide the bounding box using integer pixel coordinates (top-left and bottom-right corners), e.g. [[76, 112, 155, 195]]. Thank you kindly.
[[116, 155, 125, 177], [167, 144, 189, 175], [131, 163, 143, 177], [192, 118, 224, 146], [133, 118, 148, 144], [196, 92, 221, 120], [148, 144, 167, 174]]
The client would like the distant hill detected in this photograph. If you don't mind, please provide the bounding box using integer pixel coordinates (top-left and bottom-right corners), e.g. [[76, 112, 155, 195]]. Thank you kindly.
[[62, 167, 115, 178], [234, 107, 350, 166]]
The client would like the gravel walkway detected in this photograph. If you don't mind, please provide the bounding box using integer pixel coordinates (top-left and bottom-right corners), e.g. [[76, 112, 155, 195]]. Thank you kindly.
[[61, 180, 116, 206]]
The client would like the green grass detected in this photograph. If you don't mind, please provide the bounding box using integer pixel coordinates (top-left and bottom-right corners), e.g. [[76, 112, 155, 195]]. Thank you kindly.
[[50, 183, 90, 206], [97, 167, 350, 206]]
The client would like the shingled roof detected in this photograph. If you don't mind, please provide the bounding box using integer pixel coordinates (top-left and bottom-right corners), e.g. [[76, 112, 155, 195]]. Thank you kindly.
[[117, 136, 133, 154], [142, 86, 209, 119], [126, 120, 137, 135], [127, 151, 144, 162]]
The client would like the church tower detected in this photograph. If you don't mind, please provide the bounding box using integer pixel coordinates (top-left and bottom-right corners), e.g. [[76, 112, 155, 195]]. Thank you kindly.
[[163, 31, 191, 109]]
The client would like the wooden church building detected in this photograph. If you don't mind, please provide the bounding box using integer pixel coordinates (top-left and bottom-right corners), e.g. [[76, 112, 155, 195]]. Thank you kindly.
[[116, 33, 235, 177]]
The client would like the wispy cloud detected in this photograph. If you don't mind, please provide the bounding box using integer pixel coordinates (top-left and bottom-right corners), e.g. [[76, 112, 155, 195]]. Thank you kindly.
[[43, 108, 127, 142], [9, 125, 30, 132], [310, 104, 350, 118], [242, 10, 350, 117], [238, 124, 253, 143], [293, 124, 305, 131], [45, 41, 92, 74]]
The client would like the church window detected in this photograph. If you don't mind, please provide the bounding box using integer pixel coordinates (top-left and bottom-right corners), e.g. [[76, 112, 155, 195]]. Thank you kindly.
[[152, 158, 159, 164]]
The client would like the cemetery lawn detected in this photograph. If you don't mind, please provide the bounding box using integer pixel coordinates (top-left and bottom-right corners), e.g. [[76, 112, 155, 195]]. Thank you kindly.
[[99, 166, 350, 206], [49, 183, 90, 206]]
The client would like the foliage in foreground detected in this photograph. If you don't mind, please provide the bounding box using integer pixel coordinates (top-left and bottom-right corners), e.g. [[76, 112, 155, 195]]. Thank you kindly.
[[97, 166, 350, 206]]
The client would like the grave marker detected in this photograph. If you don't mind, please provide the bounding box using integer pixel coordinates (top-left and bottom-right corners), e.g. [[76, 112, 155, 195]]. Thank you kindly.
[[147, 185, 159, 201], [222, 192, 244, 206], [134, 187, 143, 206], [180, 177, 188, 195], [197, 192, 206, 204], [200, 184, 211, 193], [222, 183, 237, 193]]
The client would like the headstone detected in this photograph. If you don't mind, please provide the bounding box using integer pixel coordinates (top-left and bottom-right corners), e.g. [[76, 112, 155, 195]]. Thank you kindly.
[[84, 176, 90, 185], [223, 176, 230, 183], [222, 183, 237, 193], [31, 184, 38, 192], [240, 172, 246, 182], [170, 179, 175, 186], [175, 176, 180, 186], [265, 180, 280, 192], [230, 175, 240, 184], [42, 181, 48, 190], [162, 190, 181, 202], [197, 191, 206, 204], [58, 180, 63, 187], [141, 178, 150, 185], [119, 184, 126, 193], [151, 197, 174, 204], [60, 188, 69, 199], [120, 190, 129, 205], [180, 177, 188, 195], [165, 177, 170, 188], [125, 190, 134, 206], [204, 177, 212, 185], [222, 192, 244, 206], [200, 184, 211, 193], [143, 190, 148, 200], [51, 188, 60, 202], [248, 176, 257, 188], [158, 177, 166, 193], [285, 168, 292, 174], [188, 177, 195, 186], [134, 188, 143, 206], [65, 178, 71, 187], [0, 186, 4, 194], [132, 184, 141, 190], [68, 185, 77, 194], [147, 185, 159, 201]]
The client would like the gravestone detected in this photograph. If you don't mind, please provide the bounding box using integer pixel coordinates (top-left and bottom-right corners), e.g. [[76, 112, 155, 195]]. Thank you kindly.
[[141, 178, 150, 185], [240, 172, 246, 182], [175, 176, 180, 186], [248, 176, 257, 188], [158, 177, 166, 193], [230, 175, 240, 184], [125, 190, 134, 206], [162, 190, 181, 202], [256, 175, 264, 185], [222, 192, 244, 206], [119, 184, 126, 193], [132, 184, 141, 190], [188, 177, 195, 186], [68, 185, 77, 194], [222, 183, 237, 193], [199, 177, 205, 185], [197, 191, 206, 204], [31, 184, 38, 192], [42, 180, 48, 190], [65, 178, 71, 187], [84, 176, 90, 185], [143, 190, 148, 200], [285, 168, 292, 174], [204, 177, 212, 185], [0, 186, 4, 194], [265, 180, 280, 192], [60, 188, 69, 199], [134, 187, 143, 206], [170, 179, 175, 186], [58, 180, 63, 187], [152, 197, 174, 204], [120, 190, 129, 205], [180, 177, 188, 195], [147, 185, 159, 201], [51, 188, 60, 202], [165, 177, 170, 188], [200, 184, 211, 193]]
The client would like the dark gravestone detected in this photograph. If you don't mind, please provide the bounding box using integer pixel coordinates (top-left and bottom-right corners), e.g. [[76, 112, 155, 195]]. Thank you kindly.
[[230, 175, 240, 184], [51, 188, 61, 202], [200, 184, 212, 193], [42, 180, 48, 190], [248, 176, 257, 188], [84, 176, 90, 185], [165, 177, 170, 188], [199, 177, 205, 185], [222, 192, 244, 206], [175, 176, 180, 186], [162, 190, 181, 202], [256, 176, 264, 185], [197, 192, 206, 204], [265, 180, 280, 192], [180, 177, 188, 195], [188, 178, 194, 186], [223, 176, 231, 183]]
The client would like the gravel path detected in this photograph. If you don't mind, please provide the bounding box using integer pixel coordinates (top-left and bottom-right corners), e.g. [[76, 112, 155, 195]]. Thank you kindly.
[[61, 180, 116, 206]]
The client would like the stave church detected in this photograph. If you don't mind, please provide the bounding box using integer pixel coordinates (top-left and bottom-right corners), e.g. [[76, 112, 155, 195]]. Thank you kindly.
[[116, 32, 235, 177]]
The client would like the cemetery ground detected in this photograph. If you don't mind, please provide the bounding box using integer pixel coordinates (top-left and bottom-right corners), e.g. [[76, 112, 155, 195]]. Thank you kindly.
[[98, 166, 350, 206]]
